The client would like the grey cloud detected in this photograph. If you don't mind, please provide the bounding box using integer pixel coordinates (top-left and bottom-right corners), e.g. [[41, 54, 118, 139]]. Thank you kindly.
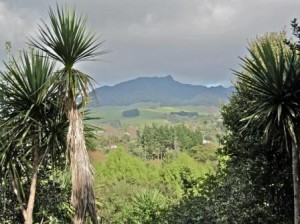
[[1, 0, 300, 87]]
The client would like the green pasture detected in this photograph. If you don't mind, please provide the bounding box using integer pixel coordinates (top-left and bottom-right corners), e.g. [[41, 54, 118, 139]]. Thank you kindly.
[[86, 103, 220, 127]]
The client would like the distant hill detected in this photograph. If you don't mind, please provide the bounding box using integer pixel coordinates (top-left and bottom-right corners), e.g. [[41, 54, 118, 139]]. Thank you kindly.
[[89, 75, 234, 107]]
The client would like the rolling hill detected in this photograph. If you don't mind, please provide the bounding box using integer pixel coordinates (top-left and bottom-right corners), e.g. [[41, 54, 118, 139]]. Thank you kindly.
[[89, 75, 234, 107]]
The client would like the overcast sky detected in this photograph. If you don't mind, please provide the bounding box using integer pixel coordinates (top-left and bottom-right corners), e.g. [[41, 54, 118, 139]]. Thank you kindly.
[[1, 0, 300, 87]]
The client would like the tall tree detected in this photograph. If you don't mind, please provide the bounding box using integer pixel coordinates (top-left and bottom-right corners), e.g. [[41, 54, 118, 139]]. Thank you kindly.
[[0, 50, 67, 224], [235, 33, 300, 223], [29, 5, 107, 223]]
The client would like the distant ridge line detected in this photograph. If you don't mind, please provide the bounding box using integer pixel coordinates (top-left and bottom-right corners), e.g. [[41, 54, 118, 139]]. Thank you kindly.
[[90, 75, 234, 107]]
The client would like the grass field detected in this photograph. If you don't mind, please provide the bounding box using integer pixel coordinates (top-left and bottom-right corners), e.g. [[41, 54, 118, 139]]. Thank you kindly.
[[86, 103, 220, 127]]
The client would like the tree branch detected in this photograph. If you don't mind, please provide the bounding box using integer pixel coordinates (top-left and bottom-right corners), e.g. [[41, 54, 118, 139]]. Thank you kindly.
[[9, 169, 27, 221]]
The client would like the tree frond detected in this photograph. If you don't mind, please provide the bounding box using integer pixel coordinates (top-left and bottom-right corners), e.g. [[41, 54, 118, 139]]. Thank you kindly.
[[29, 4, 108, 68], [235, 35, 300, 145]]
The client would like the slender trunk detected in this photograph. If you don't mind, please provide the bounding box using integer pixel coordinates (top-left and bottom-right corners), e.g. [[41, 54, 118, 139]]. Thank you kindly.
[[10, 145, 40, 224], [67, 104, 97, 224], [293, 126, 300, 224], [25, 145, 39, 224]]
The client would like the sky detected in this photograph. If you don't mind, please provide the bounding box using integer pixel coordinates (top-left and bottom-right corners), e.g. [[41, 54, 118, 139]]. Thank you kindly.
[[1, 0, 300, 87]]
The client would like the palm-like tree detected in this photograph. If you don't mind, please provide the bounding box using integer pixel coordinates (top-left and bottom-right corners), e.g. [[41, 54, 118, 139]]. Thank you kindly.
[[0, 50, 67, 224], [29, 5, 107, 223], [236, 37, 300, 223]]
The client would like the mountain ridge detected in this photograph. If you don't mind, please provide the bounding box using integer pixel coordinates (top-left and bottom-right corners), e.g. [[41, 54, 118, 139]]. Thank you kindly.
[[89, 75, 234, 107]]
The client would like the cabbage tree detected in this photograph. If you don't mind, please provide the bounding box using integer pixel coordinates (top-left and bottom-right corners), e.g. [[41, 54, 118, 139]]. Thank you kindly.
[[236, 37, 300, 223], [0, 50, 66, 224], [30, 5, 107, 223]]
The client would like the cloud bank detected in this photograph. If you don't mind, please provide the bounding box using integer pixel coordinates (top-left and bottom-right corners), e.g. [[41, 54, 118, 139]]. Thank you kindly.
[[1, 0, 299, 86]]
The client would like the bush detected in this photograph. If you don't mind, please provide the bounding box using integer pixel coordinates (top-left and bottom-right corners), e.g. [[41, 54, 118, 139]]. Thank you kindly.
[[161, 152, 214, 197], [95, 148, 160, 185], [123, 189, 167, 224], [122, 108, 140, 117]]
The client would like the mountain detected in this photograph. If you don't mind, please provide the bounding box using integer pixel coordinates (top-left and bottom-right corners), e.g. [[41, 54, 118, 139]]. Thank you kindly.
[[89, 75, 234, 107]]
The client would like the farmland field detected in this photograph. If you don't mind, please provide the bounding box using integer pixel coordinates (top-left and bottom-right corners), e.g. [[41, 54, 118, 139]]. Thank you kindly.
[[85, 103, 223, 144], [86, 103, 220, 127]]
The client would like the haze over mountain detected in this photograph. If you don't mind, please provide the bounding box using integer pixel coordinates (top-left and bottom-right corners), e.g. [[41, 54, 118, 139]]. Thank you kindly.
[[90, 75, 234, 107]]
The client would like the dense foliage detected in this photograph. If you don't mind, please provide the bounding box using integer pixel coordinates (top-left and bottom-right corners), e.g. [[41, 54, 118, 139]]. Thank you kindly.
[[0, 167, 73, 223], [137, 124, 203, 159], [92, 148, 216, 223], [165, 32, 295, 224]]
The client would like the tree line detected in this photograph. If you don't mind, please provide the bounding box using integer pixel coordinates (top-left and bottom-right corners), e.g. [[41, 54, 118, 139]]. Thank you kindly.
[[137, 124, 203, 159]]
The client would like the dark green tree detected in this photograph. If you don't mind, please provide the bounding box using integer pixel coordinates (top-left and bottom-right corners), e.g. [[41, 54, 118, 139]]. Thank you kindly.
[[0, 50, 67, 223], [236, 32, 300, 223]]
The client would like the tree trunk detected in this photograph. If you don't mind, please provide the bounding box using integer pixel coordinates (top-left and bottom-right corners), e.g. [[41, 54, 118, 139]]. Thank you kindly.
[[25, 145, 40, 224], [11, 145, 40, 224], [293, 127, 300, 224], [67, 105, 98, 224]]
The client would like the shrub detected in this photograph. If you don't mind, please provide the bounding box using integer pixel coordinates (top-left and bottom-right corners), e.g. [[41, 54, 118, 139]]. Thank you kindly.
[[122, 108, 140, 117], [123, 189, 167, 224]]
